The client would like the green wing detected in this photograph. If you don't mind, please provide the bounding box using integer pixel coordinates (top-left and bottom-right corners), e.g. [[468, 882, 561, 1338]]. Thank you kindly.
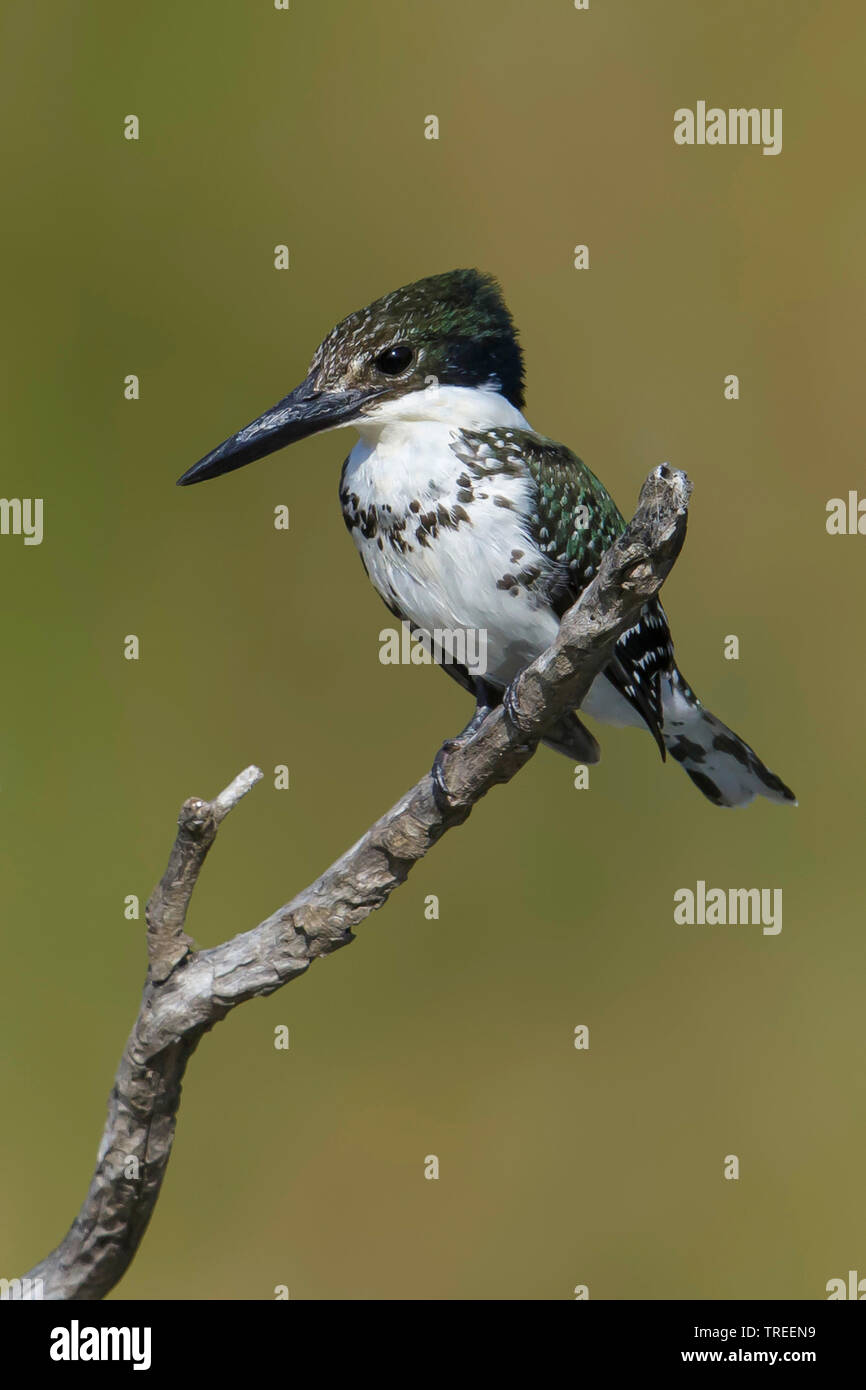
[[521, 434, 626, 613], [451, 427, 626, 614], [449, 427, 670, 755]]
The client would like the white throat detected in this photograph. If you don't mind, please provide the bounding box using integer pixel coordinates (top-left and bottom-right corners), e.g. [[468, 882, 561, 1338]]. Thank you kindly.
[[351, 384, 531, 443]]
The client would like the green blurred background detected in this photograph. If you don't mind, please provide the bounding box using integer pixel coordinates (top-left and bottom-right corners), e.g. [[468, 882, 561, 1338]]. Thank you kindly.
[[1, 0, 863, 1300]]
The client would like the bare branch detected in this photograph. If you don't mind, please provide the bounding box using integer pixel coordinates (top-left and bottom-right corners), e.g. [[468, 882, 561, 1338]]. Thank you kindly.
[[213, 765, 264, 822], [145, 766, 264, 983], [14, 465, 690, 1300]]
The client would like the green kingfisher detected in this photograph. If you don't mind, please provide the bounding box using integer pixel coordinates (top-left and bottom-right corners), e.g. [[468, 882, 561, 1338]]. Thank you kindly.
[[178, 269, 795, 809]]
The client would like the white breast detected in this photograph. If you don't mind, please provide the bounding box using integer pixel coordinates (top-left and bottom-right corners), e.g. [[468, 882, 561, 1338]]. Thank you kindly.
[[341, 387, 560, 685]]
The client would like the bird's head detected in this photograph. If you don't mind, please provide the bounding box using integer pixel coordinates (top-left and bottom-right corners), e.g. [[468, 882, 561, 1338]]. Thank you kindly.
[[177, 269, 523, 486]]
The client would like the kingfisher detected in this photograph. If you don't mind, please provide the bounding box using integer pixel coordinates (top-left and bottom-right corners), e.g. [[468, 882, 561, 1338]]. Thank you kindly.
[[178, 269, 795, 809]]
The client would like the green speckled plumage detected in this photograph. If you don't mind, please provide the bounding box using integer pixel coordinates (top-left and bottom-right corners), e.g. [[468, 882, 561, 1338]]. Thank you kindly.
[[521, 435, 625, 612], [450, 426, 626, 615], [449, 424, 674, 751]]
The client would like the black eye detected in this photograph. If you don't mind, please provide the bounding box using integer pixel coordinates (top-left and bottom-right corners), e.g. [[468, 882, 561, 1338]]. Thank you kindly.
[[374, 343, 415, 376]]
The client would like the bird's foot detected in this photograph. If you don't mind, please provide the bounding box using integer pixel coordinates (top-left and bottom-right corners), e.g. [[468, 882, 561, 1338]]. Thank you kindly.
[[431, 738, 463, 814], [501, 680, 530, 739], [431, 684, 498, 813]]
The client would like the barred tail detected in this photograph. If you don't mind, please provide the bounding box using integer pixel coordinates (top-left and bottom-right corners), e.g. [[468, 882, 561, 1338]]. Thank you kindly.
[[661, 670, 797, 809]]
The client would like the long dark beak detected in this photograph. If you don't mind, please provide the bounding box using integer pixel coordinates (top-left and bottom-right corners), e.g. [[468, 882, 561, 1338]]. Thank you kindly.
[[177, 378, 376, 486]]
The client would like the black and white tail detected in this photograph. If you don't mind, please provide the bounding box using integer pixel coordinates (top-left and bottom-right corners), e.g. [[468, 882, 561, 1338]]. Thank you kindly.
[[661, 669, 796, 809]]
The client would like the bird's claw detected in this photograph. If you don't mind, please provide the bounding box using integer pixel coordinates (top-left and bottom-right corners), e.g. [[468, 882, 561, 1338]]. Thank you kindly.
[[431, 740, 460, 814], [501, 682, 527, 738]]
